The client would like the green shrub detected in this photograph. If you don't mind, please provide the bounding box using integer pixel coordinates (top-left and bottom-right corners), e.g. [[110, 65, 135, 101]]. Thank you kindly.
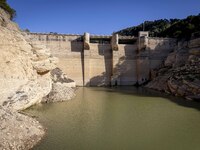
[[116, 13, 200, 40], [0, 0, 16, 20]]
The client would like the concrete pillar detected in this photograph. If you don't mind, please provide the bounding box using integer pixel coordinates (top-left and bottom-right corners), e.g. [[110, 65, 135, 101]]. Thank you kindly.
[[138, 31, 149, 37], [138, 31, 149, 51], [137, 31, 150, 85], [83, 32, 90, 86], [84, 32, 90, 50], [111, 34, 120, 86], [111, 34, 119, 51]]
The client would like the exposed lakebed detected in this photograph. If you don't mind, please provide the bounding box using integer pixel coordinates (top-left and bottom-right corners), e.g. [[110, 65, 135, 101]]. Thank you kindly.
[[25, 87, 200, 150]]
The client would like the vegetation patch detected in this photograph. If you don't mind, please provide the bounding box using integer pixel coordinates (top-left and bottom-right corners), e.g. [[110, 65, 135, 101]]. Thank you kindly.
[[116, 14, 200, 40], [0, 0, 16, 20]]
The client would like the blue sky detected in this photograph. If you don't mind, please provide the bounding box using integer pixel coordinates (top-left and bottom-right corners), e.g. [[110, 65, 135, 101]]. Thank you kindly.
[[7, 0, 200, 35]]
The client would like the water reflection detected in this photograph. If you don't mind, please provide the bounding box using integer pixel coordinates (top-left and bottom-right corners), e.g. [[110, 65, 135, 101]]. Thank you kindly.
[[26, 87, 200, 150]]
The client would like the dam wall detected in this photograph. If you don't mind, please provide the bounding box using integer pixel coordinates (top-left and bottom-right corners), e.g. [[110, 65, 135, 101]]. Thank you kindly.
[[27, 33, 84, 85], [26, 32, 176, 86], [137, 36, 177, 84]]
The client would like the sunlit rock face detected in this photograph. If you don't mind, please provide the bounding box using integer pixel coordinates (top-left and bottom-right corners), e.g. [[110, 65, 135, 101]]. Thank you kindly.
[[0, 7, 75, 150], [0, 7, 59, 109], [42, 68, 76, 103], [146, 38, 200, 100]]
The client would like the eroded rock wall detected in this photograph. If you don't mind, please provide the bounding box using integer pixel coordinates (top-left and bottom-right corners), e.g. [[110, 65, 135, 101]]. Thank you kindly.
[[0, 8, 59, 110], [0, 7, 56, 149], [0, 7, 75, 150], [146, 38, 200, 100]]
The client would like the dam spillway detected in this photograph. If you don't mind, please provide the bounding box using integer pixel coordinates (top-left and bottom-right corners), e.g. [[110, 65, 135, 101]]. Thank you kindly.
[[26, 32, 176, 86]]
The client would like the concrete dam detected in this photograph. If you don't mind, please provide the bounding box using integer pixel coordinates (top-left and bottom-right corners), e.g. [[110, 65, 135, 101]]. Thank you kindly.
[[26, 32, 176, 86]]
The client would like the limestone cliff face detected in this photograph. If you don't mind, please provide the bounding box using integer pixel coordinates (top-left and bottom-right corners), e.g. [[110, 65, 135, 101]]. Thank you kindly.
[[0, 7, 49, 149], [0, 8, 19, 31], [0, 7, 75, 150], [146, 38, 200, 100], [0, 8, 58, 110]]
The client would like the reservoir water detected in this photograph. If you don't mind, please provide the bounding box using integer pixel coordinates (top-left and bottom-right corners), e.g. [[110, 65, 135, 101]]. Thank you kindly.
[[25, 87, 200, 150]]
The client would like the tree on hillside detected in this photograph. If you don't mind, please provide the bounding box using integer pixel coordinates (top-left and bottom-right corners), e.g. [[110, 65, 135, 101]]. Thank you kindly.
[[0, 0, 16, 20], [116, 13, 200, 40]]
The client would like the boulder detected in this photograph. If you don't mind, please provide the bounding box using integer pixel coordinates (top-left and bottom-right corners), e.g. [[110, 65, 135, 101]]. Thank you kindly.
[[164, 52, 176, 67], [32, 57, 58, 74], [42, 82, 75, 103], [42, 68, 76, 103]]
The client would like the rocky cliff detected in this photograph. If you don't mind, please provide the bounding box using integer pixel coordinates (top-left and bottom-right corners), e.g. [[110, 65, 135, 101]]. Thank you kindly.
[[146, 38, 200, 100], [0, 8, 75, 149], [0, 8, 58, 110]]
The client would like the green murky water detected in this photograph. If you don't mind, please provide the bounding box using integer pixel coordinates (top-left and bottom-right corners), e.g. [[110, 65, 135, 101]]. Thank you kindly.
[[25, 87, 200, 150]]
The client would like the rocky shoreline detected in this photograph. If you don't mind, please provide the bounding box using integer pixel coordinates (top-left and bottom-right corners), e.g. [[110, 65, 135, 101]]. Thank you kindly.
[[0, 107, 45, 150], [146, 38, 200, 100], [0, 8, 76, 150]]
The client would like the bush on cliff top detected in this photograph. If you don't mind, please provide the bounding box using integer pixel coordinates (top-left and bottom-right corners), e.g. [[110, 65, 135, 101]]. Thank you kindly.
[[116, 13, 200, 40], [0, 0, 16, 20]]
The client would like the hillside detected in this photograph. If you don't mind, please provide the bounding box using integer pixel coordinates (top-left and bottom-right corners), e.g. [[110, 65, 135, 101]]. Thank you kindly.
[[116, 14, 200, 40]]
